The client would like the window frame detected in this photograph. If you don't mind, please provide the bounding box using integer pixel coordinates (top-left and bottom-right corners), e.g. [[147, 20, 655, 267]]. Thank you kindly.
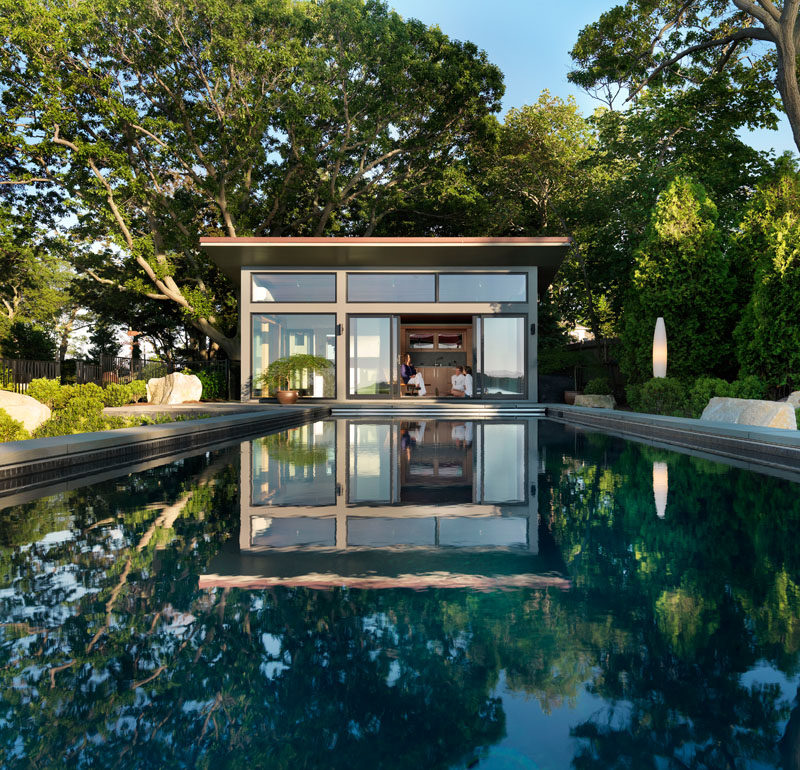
[[437, 272, 528, 304], [250, 271, 337, 304], [250, 311, 338, 399], [346, 272, 437, 303]]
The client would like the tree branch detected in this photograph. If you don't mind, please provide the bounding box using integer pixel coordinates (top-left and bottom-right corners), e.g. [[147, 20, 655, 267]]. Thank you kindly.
[[626, 27, 775, 102]]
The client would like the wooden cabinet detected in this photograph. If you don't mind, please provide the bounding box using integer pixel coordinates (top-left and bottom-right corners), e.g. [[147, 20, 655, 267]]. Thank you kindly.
[[417, 366, 457, 396], [405, 328, 470, 353]]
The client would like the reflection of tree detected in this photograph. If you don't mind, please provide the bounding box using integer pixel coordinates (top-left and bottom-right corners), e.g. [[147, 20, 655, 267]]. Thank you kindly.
[[539, 424, 800, 768], [4, 424, 800, 767]]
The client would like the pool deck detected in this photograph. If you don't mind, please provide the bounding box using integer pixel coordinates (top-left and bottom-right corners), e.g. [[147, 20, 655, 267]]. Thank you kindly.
[[545, 404, 800, 478]]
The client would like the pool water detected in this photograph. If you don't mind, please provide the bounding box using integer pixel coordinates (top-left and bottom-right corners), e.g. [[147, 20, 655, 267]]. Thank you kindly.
[[2, 418, 800, 769]]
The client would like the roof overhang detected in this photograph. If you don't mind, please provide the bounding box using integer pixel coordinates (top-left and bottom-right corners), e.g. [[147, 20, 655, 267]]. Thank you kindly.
[[200, 236, 571, 292]]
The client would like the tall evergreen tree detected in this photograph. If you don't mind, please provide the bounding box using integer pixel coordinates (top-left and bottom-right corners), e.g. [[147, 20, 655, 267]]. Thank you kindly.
[[734, 164, 800, 388], [620, 177, 734, 382]]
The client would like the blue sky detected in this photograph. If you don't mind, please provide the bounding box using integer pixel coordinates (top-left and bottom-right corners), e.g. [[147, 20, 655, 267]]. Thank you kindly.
[[388, 0, 796, 158]]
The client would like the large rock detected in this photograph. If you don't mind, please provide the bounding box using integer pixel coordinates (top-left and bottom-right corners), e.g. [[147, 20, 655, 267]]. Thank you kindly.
[[786, 391, 800, 407], [146, 373, 203, 405], [0, 391, 51, 433], [573, 394, 616, 410], [701, 397, 797, 430]]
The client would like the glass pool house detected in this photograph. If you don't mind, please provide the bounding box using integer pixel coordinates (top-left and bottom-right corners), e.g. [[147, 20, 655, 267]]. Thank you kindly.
[[200, 237, 571, 401]]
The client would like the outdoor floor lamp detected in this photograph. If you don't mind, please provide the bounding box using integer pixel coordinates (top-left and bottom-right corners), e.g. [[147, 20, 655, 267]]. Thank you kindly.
[[653, 317, 667, 378]]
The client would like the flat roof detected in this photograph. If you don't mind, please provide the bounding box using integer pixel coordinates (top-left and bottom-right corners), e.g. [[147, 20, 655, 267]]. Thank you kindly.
[[200, 236, 571, 290]]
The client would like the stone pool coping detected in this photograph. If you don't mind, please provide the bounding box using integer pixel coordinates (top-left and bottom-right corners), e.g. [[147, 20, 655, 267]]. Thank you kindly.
[[544, 404, 800, 475], [0, 404, 331, 496]]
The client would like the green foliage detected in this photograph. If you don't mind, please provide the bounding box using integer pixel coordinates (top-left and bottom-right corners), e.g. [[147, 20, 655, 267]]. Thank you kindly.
[[629, 377, 688, 417], [185, 368, 226, 400], [583, 376, 612, 395], [1, 0, 503, 357], [734, 169, 800, 389], [256, 354, 333, 395], [33, 395, 124, 438], [620, 177, 734, 383], [729, 375, 767, 400], [0, 409, 29, 442], [127, 379, 146, 402], [0, 321, 57, 360], [687, 376, 731, 419], [100, 383, 133, 407], [87, 321, 121, 361], [26, 377, 62, 408]]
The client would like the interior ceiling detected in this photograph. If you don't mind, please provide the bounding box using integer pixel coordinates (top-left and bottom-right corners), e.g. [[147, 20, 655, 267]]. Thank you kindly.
[[199, 237, 572, 291]]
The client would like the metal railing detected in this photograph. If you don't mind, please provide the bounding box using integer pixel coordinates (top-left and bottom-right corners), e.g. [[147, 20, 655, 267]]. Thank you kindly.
[[1, 356, 240, 400]]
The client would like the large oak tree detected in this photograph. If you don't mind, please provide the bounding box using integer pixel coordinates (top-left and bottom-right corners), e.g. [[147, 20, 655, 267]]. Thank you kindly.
[[569, 0, 800, 153], [0, 0, 502, 358]]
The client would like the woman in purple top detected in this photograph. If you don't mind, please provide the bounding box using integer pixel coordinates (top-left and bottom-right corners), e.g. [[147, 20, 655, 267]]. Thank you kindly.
[[401, 354, 427, 395]]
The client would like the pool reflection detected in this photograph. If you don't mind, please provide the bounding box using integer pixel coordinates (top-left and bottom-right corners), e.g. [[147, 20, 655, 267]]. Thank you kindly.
[[202, 419, 569, 591]]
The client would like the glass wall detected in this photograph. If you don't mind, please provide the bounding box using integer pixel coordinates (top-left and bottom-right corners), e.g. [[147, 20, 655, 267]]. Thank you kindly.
[[482, 316, 525, 397], [252, 273, 335, 302], [348, 273, 435, 302], [251, 314, 336, 397], [439, 273, 526, 303], [348, 316, 393, 396]]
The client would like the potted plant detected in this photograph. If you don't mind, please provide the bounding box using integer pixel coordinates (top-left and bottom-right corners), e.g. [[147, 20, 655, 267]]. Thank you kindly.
[[255, 353, 333, 404]]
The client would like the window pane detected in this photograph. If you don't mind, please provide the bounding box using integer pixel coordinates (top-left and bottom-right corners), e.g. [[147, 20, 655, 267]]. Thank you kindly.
[[252, 273, 335, 302], [252, 314, 336, 397], [348, 273, 435, 302], [349, 316, 392, 395], [483, 317, 525, 396], [409, 332, 434, 349], [439, 273, 526, 302], [438, 333, 462, 349]]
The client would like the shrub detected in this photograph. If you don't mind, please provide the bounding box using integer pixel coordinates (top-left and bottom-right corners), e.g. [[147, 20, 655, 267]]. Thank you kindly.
[[127, 379, 147, 402], [0, 409, 29, 442], [729, 375, 767, 400], [101, 382, 132, 407], [633, 377, 688, 417], [583, 376, 613, 395], [33, 395, 123, 438], [187, 368, 226, 400], [26, 378, 63, 408], [687, 377, 731, 418]]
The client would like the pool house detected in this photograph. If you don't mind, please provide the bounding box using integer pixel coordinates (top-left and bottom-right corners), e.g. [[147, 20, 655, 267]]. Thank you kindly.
[[200, 237, 571, 402]]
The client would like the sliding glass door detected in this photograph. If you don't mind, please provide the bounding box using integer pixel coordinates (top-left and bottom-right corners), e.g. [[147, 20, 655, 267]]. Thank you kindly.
[[474, 315, 527, 399], [347, 315, 399, 398]]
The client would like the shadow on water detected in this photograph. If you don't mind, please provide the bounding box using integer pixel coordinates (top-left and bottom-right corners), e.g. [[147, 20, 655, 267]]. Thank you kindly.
[[0, 418, 800, 768]]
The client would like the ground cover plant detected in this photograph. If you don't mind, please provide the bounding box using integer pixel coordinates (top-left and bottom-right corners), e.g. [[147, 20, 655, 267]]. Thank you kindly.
[[0, 378, 208, 441]]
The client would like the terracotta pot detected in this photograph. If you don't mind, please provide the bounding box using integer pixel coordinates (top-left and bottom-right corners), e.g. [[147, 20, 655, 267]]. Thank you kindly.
[[563, 390, 581, 406], [276, 389, 300, 405]]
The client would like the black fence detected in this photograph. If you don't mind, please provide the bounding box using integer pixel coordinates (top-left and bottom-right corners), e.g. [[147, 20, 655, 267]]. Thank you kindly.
[[1, 356, 240, 401]]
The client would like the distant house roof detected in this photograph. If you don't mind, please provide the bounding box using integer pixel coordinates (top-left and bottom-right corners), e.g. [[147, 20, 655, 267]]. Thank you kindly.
[[199, 236, 571, 290]]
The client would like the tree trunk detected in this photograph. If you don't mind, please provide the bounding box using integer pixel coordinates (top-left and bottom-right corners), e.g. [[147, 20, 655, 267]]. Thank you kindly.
[[775, 31, 800, 154]]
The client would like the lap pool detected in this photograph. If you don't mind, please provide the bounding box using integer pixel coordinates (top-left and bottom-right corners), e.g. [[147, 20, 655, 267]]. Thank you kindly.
[[1, 417, 799, 768]]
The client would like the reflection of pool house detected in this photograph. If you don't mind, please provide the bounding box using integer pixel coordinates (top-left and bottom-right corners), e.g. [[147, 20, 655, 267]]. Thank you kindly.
[[200, 418, 572, 590], [200, 237, 570, 402]]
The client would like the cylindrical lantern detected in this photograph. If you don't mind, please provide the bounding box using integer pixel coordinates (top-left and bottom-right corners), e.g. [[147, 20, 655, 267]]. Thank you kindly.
[[653, 461, 668, 518], [652, 317, 667, 378]]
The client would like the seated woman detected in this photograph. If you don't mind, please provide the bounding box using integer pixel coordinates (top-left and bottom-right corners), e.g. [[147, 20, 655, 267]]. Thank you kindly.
[[400, 354, 427, 396], [449, 366, 467, 397], [463, 366, 473, 398]]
